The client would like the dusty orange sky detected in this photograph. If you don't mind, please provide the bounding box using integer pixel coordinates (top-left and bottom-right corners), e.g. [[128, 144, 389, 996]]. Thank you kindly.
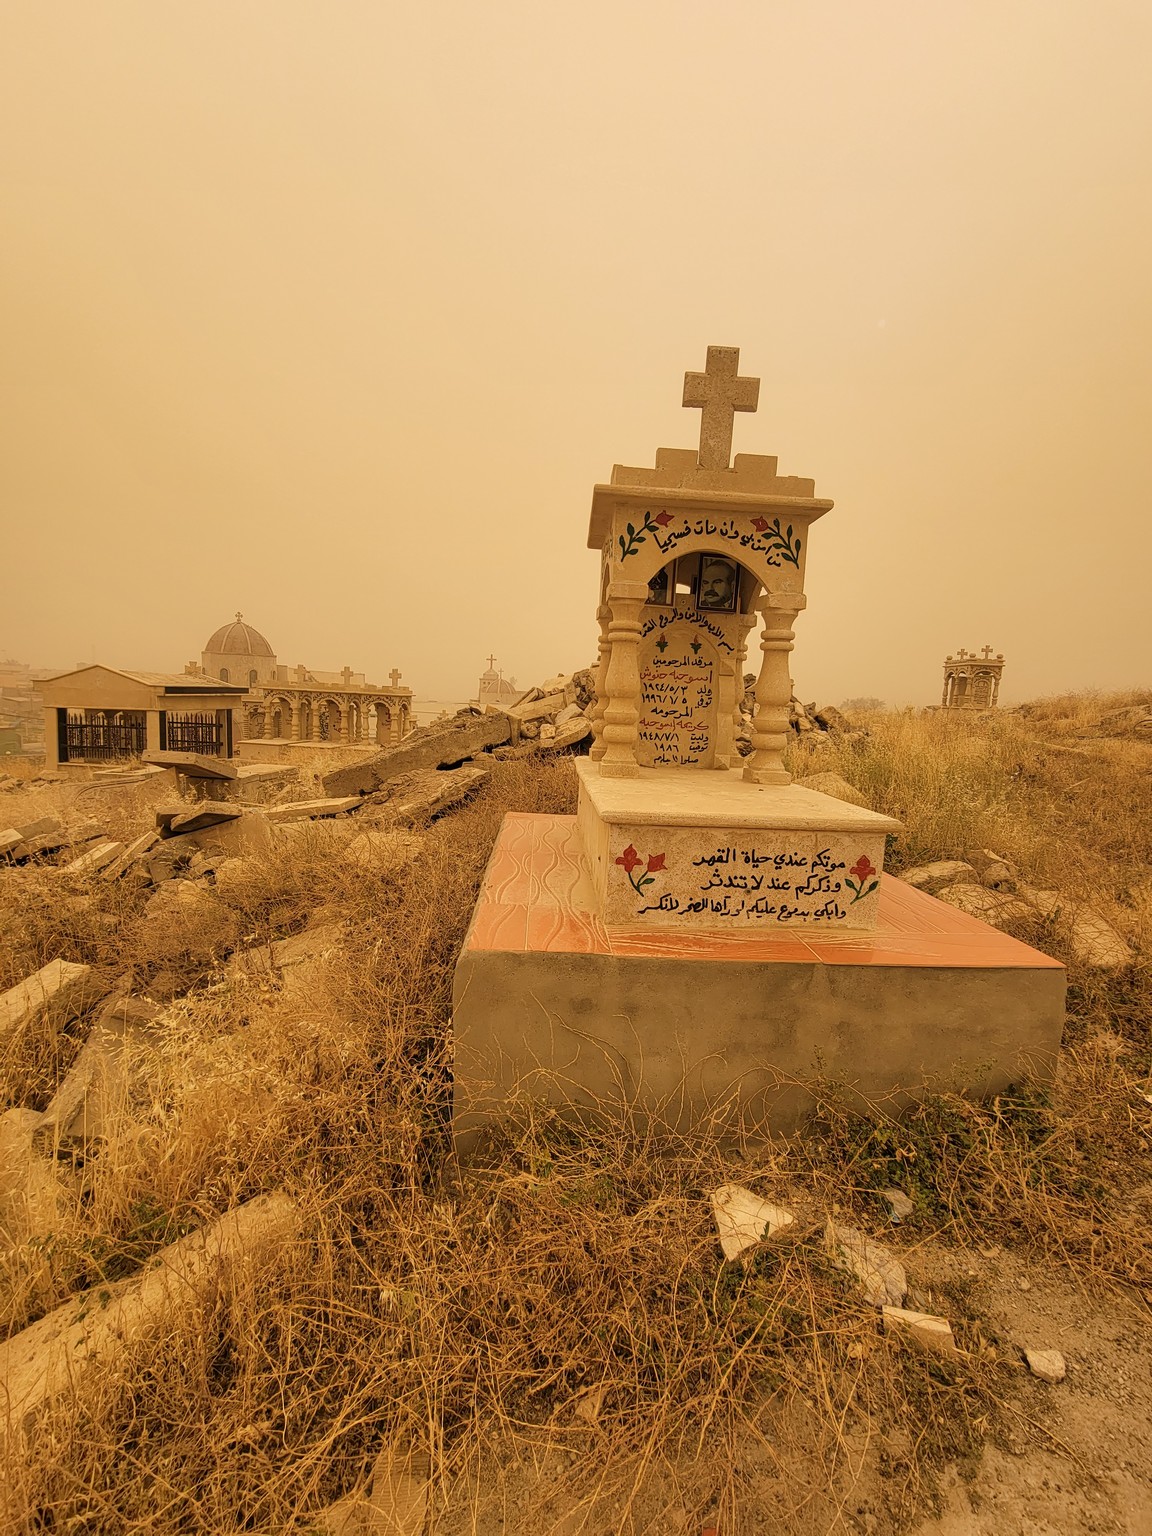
[[2, 2, 1150, 705]]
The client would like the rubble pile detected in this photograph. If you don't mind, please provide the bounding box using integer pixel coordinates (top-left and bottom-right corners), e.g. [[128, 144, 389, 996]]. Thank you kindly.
[[734, 675, 866, 756]]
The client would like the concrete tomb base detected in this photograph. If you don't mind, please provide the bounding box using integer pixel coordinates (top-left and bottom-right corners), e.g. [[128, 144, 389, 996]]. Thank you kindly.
[[451, 813, 1066, 1151]]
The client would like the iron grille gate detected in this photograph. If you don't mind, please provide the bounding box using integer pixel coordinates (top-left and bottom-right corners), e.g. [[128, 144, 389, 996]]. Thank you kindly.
[[61, 713, 146, 762], [162, 712, 223, 755]]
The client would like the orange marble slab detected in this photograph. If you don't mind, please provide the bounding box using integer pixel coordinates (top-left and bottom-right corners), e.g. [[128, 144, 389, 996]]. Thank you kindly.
[[466, 814, 1063, 971]]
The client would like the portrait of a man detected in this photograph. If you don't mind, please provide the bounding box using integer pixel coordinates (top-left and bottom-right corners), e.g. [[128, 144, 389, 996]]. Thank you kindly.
[[697, 555, 737, 611]]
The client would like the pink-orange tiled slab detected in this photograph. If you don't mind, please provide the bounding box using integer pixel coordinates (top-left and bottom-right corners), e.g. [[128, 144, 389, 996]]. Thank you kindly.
[[466, 814, 1064, 970]]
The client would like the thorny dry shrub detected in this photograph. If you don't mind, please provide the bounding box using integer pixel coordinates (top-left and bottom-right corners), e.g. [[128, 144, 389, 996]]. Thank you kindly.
[[3, 718, 1151, 1532]]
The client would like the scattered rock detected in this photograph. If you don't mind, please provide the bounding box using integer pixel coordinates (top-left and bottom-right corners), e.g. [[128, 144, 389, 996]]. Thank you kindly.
[[825, 1221, 907, 1308], [263, 797, 361, 823], [0, 960, 98, 1044], [1024, 1348, 1066, 1383], [33, 994, 162, 1153], [813, 704, 851, 734], [64, 840, 126, 877], [879, 1187, 914, 1221], [711, 1183, 794, 1260], [882, 1306, 956, 1356], [1017, 886, 1134, 968], [378, 765, 488, 825], [0, 1108, 77, 1249], [345, 830, 424, 873], [165, 804, 245, 836], [965, 848, 1019, 890], [321, 711, 510, 799], [899, 861, 978, 894]]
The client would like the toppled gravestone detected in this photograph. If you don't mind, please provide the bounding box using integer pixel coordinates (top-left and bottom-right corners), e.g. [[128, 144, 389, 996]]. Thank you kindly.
[[321, 710, 510, 799], [0, 1108, 77, 1250], [374, 765, 488, 825], [0, 961, 99, 1044], [0, 1192, 297, 1445], [33, 994, 163, 1154]]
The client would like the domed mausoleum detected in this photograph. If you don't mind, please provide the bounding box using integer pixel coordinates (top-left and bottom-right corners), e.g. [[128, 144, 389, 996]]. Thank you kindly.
[[201, 613, 278, 687]]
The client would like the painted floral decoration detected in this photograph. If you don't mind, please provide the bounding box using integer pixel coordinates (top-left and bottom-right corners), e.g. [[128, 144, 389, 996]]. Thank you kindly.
[[748, 515, 802, 568], [618, 509, 675, 559], [845, 853, 880, 905], [616, 845, 667, 895]]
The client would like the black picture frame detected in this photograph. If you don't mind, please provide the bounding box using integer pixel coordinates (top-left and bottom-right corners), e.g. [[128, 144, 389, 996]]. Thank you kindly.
[[696, 554, 738, 613]]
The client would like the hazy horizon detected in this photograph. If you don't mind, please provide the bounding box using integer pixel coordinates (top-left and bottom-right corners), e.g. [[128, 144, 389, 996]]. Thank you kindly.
[[3, 2, 1150, 707]]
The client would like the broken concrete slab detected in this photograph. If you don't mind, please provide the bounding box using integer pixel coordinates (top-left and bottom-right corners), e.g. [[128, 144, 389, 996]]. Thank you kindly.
[[381, 765, 488, 825], [0, 1192, 297, 1443], [825, 1221, 907, 1308], [101, 830, 161, 881], [143, 750, 239, 780], [164, 804, 246, 836], [231, 923, 344, 984], [935, 884, 1035, 927], [33, 994, 163, 1154], [1018, 885, 1134, 968], [0, 961, 98, 1043], [0, 1108, 77, 1250], [179, 811, 275, 859], [64, 840, 126, 877], [263, 797, 361, 824], [711, 1184, 794, 1260], [0, 829, 24, 858], [882, 1306, 956, 1356], [793, 772, 870, 808], [321, 713, 509, 799]]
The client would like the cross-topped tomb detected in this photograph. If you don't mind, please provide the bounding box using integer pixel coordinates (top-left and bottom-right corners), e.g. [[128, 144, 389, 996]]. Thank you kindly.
[[682, 345, 760, 470]]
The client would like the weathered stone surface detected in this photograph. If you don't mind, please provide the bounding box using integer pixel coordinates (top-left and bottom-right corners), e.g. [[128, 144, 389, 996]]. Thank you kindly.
[[825, 1222, 907, 1308], [64, 840, 126, 877], [0, 829, 24, 857], [794, 772, 870, 808], [231, 923, 343, 983], [1018, 886, 1134, 969], [143, 750, 239, 780], [506, 690, 567, 723], [899, 861, 978, 894], [34, 995, 162, 1152], [935, 884, 1035, 926], [321, 713, 509, 799], [813, 704, 851, 733], [381, 766, 488, 825], [165, 804, 245, 836], [882, 1306, 956, 1355], [1024, 1347, 1066, 1383], [101, 830, 160, 881], [0, 1193, 297, 1441], [0, 1108, 75, 1248], [264, 797, 361, 824], [965, 847, 1019, 890], [711, 1184, 794, 1260], [0, 961, 97, 1043], [345, 830, 424, 872], [181, 812, 275, 860], [880, 1187, 914, 1221]]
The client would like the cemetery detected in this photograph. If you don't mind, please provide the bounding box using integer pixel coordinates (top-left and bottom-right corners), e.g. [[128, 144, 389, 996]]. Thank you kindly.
[[1, 350, 1149, 1534]]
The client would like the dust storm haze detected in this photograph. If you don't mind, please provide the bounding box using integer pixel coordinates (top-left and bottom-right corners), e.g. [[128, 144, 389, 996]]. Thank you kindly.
[[2, 1, 1150, 705]]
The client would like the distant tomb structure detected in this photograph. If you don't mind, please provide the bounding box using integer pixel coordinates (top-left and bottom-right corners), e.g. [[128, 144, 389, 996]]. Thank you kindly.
[[190, 614, 415, 754], [942, 646, 1004, 710], [477, 656, 522, 709]]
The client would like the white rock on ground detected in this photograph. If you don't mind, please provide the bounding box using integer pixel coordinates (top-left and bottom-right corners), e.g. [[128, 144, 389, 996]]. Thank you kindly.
[[34, 995, 162, 1154], [0, 1108, 76, 1249], [1024, 1347, 1067, 1383], [934, 884, 1035, 927], [898, 862, 978, 894], [825, 1221, 907, 1308], [1018, 886, 1134, 969], [711, 1183, 794, 1260], [0, 960, 97, 1044], [0, 1192, 297, 1444], [882, 1306, 956, 1355]]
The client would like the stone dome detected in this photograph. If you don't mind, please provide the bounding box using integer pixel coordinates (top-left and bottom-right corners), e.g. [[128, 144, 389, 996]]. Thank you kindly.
[[204, 614, 275, 658]]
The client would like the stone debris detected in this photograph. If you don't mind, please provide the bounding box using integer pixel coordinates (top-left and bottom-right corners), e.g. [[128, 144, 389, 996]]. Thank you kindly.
[[64, 840, 126, 877], [879, 1187, 914, 1222], [321, 710, 510, 799], [964, 847, 1019, 890], [317, 1443, 431, 1536], [1024, 1347, 1066, 1383], [33, 994, 162, 1154], [899, 861, 979, 894], [143, 749, 239, 781], [0, 961, 97, 1043], [232, 922, 344, 984], [164, 804, 246, 836], [1017, 885, 1134, 969], [263, 797, 362, 823], [934, 884, 1035, 927], [882, 1306, 957, 1356], [100, 830, 160, 881], [711, 1183, 794, 1260], [376, 765, 488, 825], [793, 772, 870, 808], [0, 1108, 77, 1250], [825, 1221, 907, 1308], [0, 1192, 297, 1443], [0, 828, 24, 857]]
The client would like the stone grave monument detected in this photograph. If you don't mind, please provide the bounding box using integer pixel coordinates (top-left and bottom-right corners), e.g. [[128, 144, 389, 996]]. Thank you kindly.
[[452, 347, 1064, 1149], [942, 646, 1005, 710]]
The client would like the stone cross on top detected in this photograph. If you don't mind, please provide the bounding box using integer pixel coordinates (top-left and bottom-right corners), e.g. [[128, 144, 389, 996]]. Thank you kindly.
[[682, 345, 760, 470], [981, 645, 995, 659], [389, 668, 402, 688], [341, 666, 354, 685]]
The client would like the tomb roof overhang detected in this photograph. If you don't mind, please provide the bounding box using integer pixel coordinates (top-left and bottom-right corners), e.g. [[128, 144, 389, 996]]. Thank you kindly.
[[40, 664, 248, 694], [588, 479, 833, 551]]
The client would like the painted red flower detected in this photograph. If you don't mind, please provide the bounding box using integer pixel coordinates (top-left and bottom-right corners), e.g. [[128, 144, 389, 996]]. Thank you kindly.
[[850, 854, 876, 882], [646, 853, 666, 873], [616, 845, 641, 873], [654, 511, 674, 527], [751, 516, 770, 533]]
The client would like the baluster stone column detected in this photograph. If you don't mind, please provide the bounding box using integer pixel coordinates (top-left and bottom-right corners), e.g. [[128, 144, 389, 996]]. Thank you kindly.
[[588, 600, 612, 762], [597, 581, 648, 778], [340, 701, 351, 743], [743, 592, 806, 786], [263, 704, 275, 739], [730, 611, 758, 768], [290, 698, 302, 742]]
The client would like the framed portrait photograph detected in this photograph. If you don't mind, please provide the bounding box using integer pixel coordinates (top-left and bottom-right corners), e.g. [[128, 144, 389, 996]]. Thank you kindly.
[[695, 554, 738, 612]]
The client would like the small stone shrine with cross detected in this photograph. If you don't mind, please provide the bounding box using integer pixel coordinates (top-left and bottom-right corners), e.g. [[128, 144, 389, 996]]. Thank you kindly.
[[942, 646, 1005, 710], [451, 346, 1065, 1151], [577, 344, 901, 931]]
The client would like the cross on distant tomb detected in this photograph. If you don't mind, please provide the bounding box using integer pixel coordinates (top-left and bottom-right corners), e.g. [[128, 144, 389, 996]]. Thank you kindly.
[[981, 645, 995, 660], [389, 668, 402, 688], [682, 346, 761, 471], [341, 666, 354, 685], [486, 654, 497, 670], [956, 648, 969, 660], [235, 610, 243, 623]]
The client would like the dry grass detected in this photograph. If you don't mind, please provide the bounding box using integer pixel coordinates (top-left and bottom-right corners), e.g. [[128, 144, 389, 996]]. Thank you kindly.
[[0, 710, 1150, 1532]]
